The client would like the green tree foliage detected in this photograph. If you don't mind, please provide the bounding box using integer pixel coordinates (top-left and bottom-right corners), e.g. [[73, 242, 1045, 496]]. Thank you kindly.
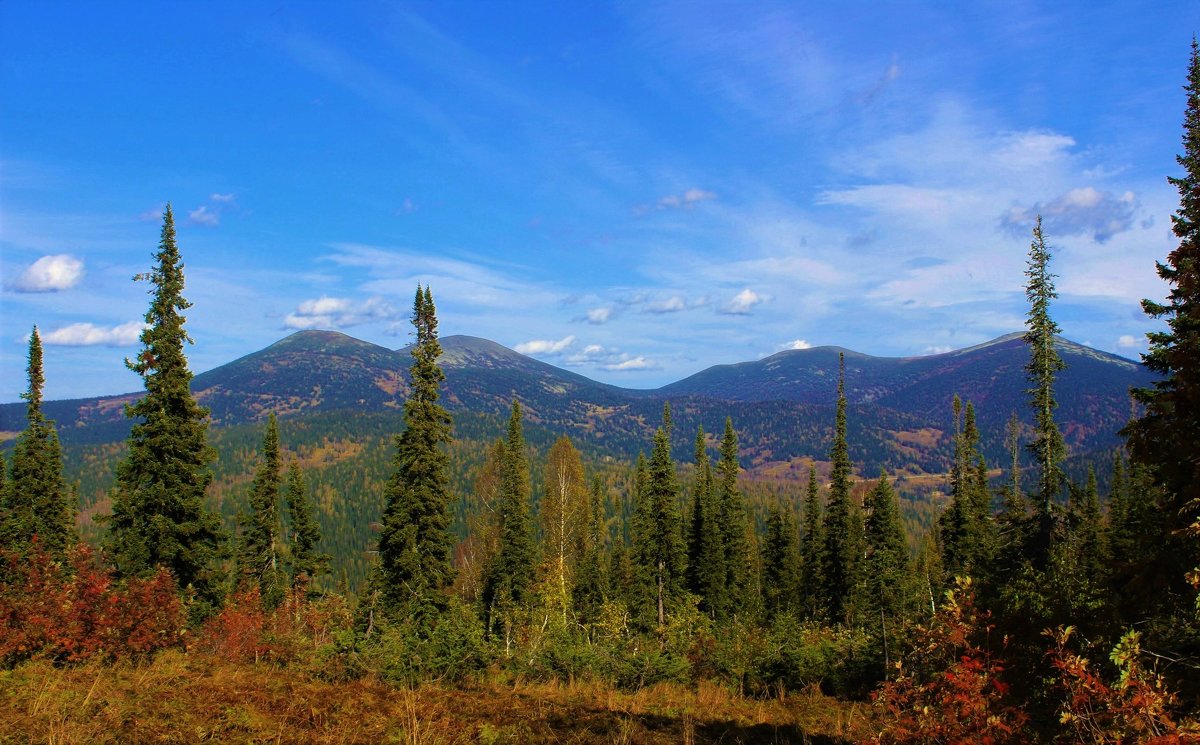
[[822, 354, 864, 623], [632, 405, 687, 627], [717, 417, 754, 620], [284, 460, 329, 593], [1126, 39, 1200, 612], [761, 496, 800, 621], [687, 425, 727, 619], [540, 434, 587, 625], [573, 474, 610, 621], [377, 285, 455, 624], [3, 327, 72, 559], [455, 439, 505, 603], [237, 413, 285, 610], [106, 205, 225, 615], [482, 401, 537, 632], [938, 398, 995, 582], [799, 467, 825, 620], [1024, 215, 1067, 565], [995, 412, 1029, 574], [860, 470, 915, 663]]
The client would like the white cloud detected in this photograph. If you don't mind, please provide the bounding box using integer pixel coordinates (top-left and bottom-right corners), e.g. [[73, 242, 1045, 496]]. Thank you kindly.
[[210, 193, 236, 203], [284, 295, 398, 330], [188, 205, 220, 227], [644, 296, 686, 314], [12, 254, 84, 292], [514, 335, 575, 356], [1117, 334, 1140, 349], [586, 307, 612, 324], [922, 345, 953, 355], [41, 321, 145, 347], [722, 288, 765, 315], [779, 339, 812, 350], [1000, 187, 1139, 243], [604, 356, 654, 371]]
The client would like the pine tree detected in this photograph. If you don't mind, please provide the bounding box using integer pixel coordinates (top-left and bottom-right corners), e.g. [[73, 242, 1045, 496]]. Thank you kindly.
[[632, 406, 687, 627], [541, 435, 586, 625], [687, 425, 727, 619], [1024, 215, 1067, 566], [761, 496, 800, 620], [939, 399, 995, 581], [717, 417, 752, 619], [1125, 39, 1200, 608], [860, 470, 914, 670], [377, 285, 455, 624], [106, 205, 224, 614], [996, 412, 1029, 569], [822, 354, 863, 623], [237, 413, 285, 609], [799, 467, 825, 620], [4, 327, 72, 559], [482, 401, 537, 633], [285, 460, 328, 593]]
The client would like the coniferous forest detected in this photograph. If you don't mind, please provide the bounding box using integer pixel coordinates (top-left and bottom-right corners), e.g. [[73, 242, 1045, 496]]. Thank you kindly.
[[3, 39, 1200, 745]]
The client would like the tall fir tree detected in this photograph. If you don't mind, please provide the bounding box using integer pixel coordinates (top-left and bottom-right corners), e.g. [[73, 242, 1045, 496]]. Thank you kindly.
[[799, 467, 825, 620], [822, 354, 864, 623], [377, 285, 455, 624], [860, 470, 915, 651], [1125, 39, 1200, 609], [482, 401, 537, 633], [238, 413, 285, 609], [284, 460, 328, 593], [687, 425, 727, 619], [106, 205, 224, 614], [4, 326, 72, 559], [939, 399, 995, 581], [717, 417, 753, 619], [573, 474, 610, 622], [761, 496, 801, 621], [632, 405, 687, 627], [1023, 215, 1067, 566]]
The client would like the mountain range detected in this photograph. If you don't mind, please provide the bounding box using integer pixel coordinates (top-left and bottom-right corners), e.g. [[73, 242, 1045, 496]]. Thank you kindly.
[[1, 329, 1153, 478]]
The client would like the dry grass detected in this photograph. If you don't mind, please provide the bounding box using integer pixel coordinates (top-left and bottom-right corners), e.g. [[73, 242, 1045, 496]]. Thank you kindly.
[[0, 653, 869, 744]]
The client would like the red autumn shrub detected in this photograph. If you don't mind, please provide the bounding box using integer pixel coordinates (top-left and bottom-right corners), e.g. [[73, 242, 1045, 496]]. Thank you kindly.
[[1047, 626, 1199, 744], [194, 584, 350, 667], [0, 540, 183, 665], [872, 577, 1029, 744]]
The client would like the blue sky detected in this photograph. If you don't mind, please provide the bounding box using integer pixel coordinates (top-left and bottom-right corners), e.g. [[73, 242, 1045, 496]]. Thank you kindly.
[[1, 1, 1196, 402]]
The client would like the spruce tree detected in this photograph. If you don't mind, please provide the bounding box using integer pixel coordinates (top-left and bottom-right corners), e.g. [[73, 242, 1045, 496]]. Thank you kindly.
[[860, 470, 914, 642], [377, 285, 455, 623], [939, 399, 995, 581], [285, 460, 328, 593], [632, 406, 687, 627], [761, 496, 801, 620], [799, 467, 825, 620], [717, 417, 752, 619], [573, 474, 610, 622], [687, 425, 727, 619], [482, 401, 537, 632], [4, 327, 72, 559], [1024, 215, 1067, 566], [822, 354, 864, 623], [238, 413, 285, 609], [106, 205, 224, 614], [1125, 39, 1200, 606]]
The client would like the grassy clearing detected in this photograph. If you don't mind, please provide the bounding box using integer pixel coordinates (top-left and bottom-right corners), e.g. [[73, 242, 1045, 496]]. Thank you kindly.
[[0, 652, 870, 744]]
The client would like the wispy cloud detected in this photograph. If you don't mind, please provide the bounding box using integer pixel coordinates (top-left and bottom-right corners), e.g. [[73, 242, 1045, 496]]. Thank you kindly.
[[41, 321, 144, 347], [604, 356, 654, 371], [1000, 187, 1139, 243], [644, 295, 687, 314], [514, 335, 575, 356], [585, 307, 612, 324], [11, 254, 84, 292], [779, 339, 812, 350], [188, 193, 238, 228], [635, 188, 717, 215], [284, 295, 399, 330]]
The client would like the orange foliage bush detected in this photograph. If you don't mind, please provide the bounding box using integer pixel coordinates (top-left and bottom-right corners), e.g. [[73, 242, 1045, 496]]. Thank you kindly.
[[872, 577, 1029, 744], [1046, 626, 1199, 744], [0, 540, 183, 665], [194, 584, 351, 667]]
